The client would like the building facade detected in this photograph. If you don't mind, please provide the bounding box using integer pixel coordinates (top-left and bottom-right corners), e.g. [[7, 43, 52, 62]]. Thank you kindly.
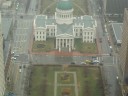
[[120, 8, 128, 82], [0, 12, 5, 96], [103, 0, 128, 22], [119, 8, 128, 96], [33, 0, 97, 52]]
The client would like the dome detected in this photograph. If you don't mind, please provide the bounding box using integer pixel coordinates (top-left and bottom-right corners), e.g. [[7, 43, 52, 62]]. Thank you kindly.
[[57, 0, 73, 10]]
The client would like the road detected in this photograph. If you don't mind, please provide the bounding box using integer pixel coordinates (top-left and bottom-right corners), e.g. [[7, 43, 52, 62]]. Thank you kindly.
[[89, 0, 122, 96], [9, 0, 37, 95]]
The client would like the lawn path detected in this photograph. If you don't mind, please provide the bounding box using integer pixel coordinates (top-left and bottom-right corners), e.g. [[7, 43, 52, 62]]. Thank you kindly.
[[74, 72, 78, 96]]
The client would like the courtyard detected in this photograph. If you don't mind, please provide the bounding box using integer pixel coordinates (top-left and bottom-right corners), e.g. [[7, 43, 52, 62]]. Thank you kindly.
[[32, 38, 55, 52], [32, 38, 98, 53], [28, 65, 104, 96], [74, 39, 97, 53]]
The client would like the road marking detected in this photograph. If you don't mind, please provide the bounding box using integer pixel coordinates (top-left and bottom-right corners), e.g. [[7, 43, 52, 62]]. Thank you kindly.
[[104, 65, 113, 67], [113, 56, 114, 64]]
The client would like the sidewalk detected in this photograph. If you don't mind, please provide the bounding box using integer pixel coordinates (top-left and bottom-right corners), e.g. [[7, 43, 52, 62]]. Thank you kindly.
[[31, 50, 98, 56]]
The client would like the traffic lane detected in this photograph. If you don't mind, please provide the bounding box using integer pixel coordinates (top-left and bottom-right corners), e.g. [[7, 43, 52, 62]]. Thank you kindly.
[[14, 54, 29, 63], [102, 56, 113, 65], [96, 17, 110, 54], [96, 17, 108, 54], [31, 55, 73, 64], [31, 55, 57, 64], [72, 56, 93, 64], [17, 14, 34, 18], [96, 17, 103, 37], [103, 65, 117, 96], [28, 0, 37, 14], [31, 55, 93, 65], [101, 36, 111, 54]]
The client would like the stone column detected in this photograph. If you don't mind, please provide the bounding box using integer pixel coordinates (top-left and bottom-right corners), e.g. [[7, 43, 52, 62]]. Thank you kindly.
[[69, 47, 71, 52], [62, 39, 64, 47], [72, 39, 74, 49], [56, 39, 57, 49], [70, 39, 72, 49], [69, 39, 71, 52], [66, 39, 67, 47], [58, 39, 60, 49]]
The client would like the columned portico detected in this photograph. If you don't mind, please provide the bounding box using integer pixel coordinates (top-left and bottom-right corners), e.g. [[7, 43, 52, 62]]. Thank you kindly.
[[56, 38, 74, 52]]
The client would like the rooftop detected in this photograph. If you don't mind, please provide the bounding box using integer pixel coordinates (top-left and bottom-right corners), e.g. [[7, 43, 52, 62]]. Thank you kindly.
[[35, 15, 95, 36], [111, 23, 123, 43], [57, 0, 72, 10], [106, 0, 128, 14], [2, 17, 12, 40]]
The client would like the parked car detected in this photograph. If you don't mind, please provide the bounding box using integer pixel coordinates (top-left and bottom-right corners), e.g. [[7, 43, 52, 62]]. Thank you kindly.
[[71, 62, 75, 64], [92, 57, 100, 64], [99, 38, 102, 42], [11, 52, 14, 54], [93, 60, 100, 64], [85, 60, 92, 64], [11, 57, 16, 60], [14, 54, 19, 57], [80, 62, 86, 65]]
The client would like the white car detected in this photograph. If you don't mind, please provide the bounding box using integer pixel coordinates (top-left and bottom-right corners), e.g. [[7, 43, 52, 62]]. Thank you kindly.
[[80, 62, 86, 65], [11, 57, 16, 60], [109, 46, 112, 49], [14, 54, 19, 57], [93, 60, 99, 63], [11, 52, 14, 54]]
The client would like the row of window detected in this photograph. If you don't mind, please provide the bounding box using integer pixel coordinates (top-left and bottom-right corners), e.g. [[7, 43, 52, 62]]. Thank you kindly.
[[74, 30, 93, 35], [47, 28, 55, 32], [74, 28, 82, 32], [57, 14, 72, 18], [75, 33, 82, 36], [47, 32, 55, 36], [36, 32, 56, 36], [84, 36, 93, 39], [57, 39, 73, 42], [36, 32, 45, 34], [75, 32, 93, 36], [36, 36, 45, 39]]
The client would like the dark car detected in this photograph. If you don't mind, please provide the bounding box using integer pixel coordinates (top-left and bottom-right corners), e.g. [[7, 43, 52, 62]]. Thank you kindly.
[[71, 62, 75, 64], [99, 38, 102, 42]]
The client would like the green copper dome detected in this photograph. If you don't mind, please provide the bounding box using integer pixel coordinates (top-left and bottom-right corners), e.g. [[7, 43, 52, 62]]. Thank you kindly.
[[57, 0, 73, 10]]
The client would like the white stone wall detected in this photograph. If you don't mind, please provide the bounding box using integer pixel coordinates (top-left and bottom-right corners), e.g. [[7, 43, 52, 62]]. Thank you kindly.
[[73, 24, 96, 43], [55, 8, 73, 24], [73, 25, 83, 38], [82, 28, 95, 42], [46, 25, 56, 37], [35, 28, 46, 41], [56, 36, 74, 52]]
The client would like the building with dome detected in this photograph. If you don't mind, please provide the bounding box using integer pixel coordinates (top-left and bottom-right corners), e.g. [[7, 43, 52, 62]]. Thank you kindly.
[[33, 0, 97, 52]]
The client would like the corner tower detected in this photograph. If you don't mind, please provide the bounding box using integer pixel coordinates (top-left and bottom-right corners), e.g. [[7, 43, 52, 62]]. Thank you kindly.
[[55, 0, 74, 24]]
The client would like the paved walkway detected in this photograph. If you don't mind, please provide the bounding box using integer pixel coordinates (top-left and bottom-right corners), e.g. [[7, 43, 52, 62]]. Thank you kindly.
[[54, 72, 78, 96]]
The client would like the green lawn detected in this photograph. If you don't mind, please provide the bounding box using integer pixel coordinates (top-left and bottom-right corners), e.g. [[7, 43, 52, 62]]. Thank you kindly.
[[57, 73, 75, 84], [74, 38, 98, 53], [32, 38, 55, 52], [29, 65, 104, 96]]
